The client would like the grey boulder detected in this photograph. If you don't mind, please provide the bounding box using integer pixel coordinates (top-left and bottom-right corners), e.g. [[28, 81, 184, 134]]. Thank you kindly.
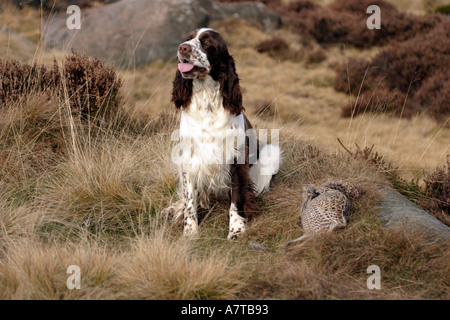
[[43, 0, 281, 67]]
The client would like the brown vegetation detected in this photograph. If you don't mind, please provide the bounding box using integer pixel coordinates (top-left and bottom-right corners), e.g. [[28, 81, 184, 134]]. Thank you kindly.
[[221, 0, 450, 122], [255, 36, 289, 56], [222, 0, 446, 48], [0, 52, 122, 119], [339, 140, 450, 225], [334, 18, 450, 121], [423, 156, 450, 223]]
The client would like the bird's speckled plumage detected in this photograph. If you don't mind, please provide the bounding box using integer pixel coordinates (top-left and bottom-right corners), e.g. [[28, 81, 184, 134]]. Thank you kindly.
[[287, 180, 361, 246]]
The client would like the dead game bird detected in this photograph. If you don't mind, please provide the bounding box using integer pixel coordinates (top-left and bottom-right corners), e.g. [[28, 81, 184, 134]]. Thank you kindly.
[[287, 180, 361, 246]]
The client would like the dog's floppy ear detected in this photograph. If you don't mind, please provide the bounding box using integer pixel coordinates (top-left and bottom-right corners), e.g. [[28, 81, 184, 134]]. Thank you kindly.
[[218, 53, 244, 116], [171, 70, 193, 109]]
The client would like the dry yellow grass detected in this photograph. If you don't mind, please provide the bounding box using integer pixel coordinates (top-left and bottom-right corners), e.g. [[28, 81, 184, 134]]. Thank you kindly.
[[115, 234, 246, 300], [0, 237, 118, 300], [0, 232, 246, 300]]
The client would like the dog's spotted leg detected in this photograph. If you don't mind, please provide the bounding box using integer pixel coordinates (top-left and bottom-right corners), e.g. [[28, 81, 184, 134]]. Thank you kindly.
[[227, 203, 247, 240], [181, 170, 199, 237], [161, 167, 198, 234], [161, 166, 188, 224], [227, 165, 249, 240]]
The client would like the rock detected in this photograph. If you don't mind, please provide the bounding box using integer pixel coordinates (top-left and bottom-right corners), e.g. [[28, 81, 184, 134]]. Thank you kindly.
[[42, 0, 281, 67], [0, 26, 36, 62], [379, 189, 450, 240], [209, 1, 281, 32]]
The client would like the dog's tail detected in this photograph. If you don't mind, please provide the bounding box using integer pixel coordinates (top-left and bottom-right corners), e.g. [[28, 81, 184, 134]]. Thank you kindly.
[[249, 143, 282, 197]]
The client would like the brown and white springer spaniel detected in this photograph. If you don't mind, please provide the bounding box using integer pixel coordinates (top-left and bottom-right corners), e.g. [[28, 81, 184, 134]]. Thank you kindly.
[[162, 28, 281, 240]]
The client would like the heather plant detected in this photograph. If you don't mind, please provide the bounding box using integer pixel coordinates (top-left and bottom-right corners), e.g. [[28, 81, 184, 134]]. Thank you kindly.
[[0, 52, 122, 120], [221, 0, 446, 48], [334, 23, 450, 121], [255, 36, 289, 54], [424, 156, 450, 221], [413, 70, 450, 122], [62, 52, 122, 119], [0, 59, 59, 102], [340, 88, 407, 118]]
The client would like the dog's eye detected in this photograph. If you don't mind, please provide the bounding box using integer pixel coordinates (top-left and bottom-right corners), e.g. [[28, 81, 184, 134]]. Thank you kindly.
[[202, 39, 210, 45]]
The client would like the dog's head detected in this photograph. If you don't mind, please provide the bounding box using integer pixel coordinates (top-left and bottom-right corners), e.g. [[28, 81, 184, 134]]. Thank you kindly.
[[172, 28, 243, 115], [176, 28, 227, 80]]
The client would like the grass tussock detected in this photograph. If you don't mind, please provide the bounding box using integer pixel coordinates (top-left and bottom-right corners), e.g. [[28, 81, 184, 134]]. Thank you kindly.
[[0, 237, 118, 300], [0, 93, 64, 187], [274, 228, 449, 299], [0, 233, 246, 300], [40, 132, 175, 236], [115, 234, 245, 300]]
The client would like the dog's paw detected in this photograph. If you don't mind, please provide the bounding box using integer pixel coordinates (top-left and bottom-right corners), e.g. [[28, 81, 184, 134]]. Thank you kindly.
[[198, 194, 210, 210], [227, 228, 247, 241], [161, 206, 174, 219], [161, 200, 185, 225], [227, 218, 247, 241]]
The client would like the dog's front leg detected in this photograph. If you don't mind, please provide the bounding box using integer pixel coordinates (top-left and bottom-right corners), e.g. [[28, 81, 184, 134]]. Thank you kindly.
[[180, 169, 199, 236], [161, 167, 198, 236], [227, 165, 248, 240]]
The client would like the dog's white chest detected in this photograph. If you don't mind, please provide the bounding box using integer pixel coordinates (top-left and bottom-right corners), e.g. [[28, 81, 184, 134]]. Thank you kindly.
[[177, 78, 245, 194]]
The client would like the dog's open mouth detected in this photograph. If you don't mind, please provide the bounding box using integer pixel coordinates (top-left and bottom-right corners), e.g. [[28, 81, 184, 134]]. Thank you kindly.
[[178, 60, 206, 74]]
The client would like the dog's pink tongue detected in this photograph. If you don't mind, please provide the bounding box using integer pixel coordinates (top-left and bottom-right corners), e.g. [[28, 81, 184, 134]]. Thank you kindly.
[[178, 63, 194, 73]]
